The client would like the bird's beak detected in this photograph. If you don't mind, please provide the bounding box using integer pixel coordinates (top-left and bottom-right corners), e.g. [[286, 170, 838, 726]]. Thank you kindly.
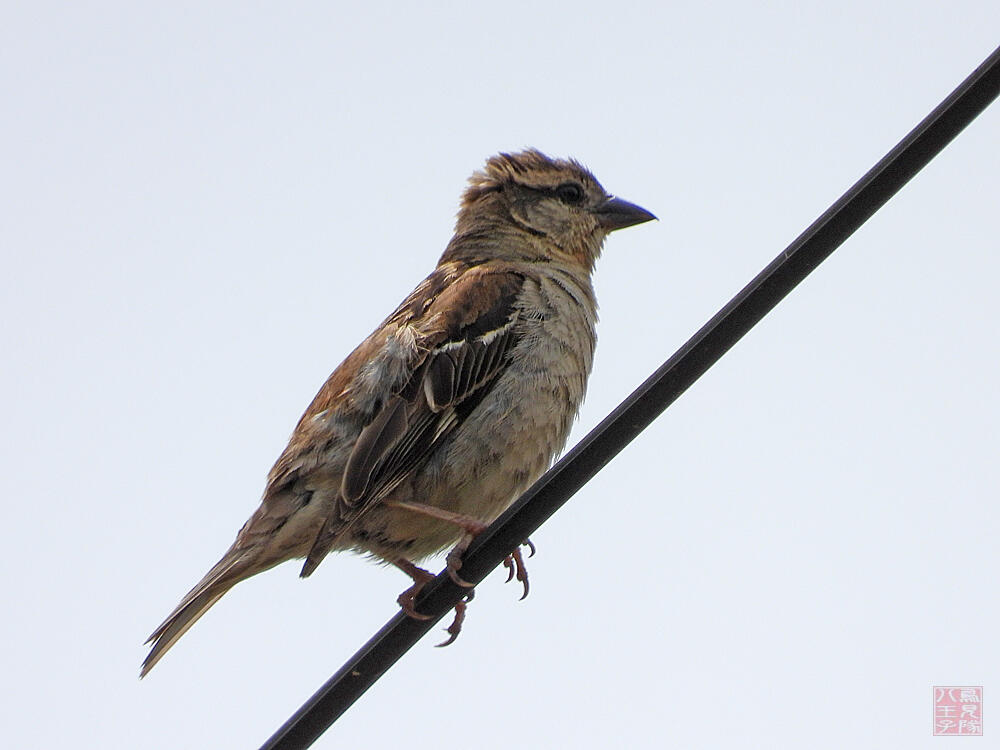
[[593, 196, 657, 231]]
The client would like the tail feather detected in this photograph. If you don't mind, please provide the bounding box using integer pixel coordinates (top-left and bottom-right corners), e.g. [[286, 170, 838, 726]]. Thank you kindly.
[[141, 550, 252, 677], [141, 589, 225, 677]]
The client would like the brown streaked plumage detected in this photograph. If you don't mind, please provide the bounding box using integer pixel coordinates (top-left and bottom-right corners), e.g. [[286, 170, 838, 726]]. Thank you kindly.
[[142, 150, 655, 676]]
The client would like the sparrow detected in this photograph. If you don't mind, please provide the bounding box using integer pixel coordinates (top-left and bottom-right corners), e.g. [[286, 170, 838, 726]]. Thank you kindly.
[[142, 149, 655, 676]]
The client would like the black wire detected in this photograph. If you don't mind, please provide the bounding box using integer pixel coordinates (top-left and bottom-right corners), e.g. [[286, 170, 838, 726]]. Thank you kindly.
[[261, 44, 1000, 750]]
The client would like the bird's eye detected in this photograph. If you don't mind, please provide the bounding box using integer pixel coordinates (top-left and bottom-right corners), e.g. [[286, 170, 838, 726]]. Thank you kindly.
[[555, 182, 585, 205]]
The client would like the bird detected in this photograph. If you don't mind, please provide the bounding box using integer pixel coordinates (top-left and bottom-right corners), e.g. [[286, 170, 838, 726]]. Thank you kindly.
[[141, 149, 655, 676]]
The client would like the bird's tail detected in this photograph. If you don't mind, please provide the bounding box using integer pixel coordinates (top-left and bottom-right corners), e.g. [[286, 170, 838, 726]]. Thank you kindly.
[[141, 548, 256, 677]]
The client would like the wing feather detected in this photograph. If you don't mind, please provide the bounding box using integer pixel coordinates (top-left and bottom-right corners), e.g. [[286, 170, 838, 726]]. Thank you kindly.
[[341, 394, 409, 503], [301, 267, 526, 573]]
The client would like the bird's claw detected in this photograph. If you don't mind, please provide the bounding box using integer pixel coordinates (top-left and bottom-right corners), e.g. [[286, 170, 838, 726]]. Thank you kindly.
[[394, 559, 435, 621], [503, 543, 531, 600], [445, 547, 476, 588], [397, 588, 434, 621], [436, 590, 475, 647]]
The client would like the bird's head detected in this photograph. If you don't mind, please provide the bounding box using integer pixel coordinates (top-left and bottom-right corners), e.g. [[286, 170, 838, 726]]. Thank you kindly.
[[449, 149, 655, 272]]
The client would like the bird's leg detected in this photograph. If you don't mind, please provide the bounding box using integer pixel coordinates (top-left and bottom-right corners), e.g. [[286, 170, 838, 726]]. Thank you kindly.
[[392, 559, 435, 621], [387, 500, 489, 587], [388, 500, 534, 598], [392, 557, 475, 647]]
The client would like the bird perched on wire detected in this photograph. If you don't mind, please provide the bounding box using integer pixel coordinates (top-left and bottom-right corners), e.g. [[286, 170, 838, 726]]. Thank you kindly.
[[142, 149, 655, 676]]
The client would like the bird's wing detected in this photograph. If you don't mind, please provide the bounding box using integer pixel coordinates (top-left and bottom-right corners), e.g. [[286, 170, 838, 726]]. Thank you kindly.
[[299, 264, 526, 574]]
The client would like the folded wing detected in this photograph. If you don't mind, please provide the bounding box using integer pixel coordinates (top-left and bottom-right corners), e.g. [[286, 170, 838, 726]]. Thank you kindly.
[[300, 266, 525, 574]]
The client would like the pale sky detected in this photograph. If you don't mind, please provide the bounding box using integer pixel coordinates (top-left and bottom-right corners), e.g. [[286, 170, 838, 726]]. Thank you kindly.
[[2, 2, 998, 748]]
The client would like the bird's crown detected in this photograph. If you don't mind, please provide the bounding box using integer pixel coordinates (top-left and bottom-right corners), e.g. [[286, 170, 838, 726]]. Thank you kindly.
[[460, 149, 601, 209]]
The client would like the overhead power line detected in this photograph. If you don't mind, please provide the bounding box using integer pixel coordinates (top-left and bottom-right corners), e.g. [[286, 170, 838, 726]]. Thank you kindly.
[[261, 43, 1000, 750]]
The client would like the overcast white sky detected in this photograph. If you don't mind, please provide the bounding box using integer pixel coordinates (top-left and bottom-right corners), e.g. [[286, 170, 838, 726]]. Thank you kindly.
[[2, 2, 998, 748]]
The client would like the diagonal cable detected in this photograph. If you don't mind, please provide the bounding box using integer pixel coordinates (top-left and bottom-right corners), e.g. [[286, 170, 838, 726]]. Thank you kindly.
[[261, 43, 1000, 750]]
